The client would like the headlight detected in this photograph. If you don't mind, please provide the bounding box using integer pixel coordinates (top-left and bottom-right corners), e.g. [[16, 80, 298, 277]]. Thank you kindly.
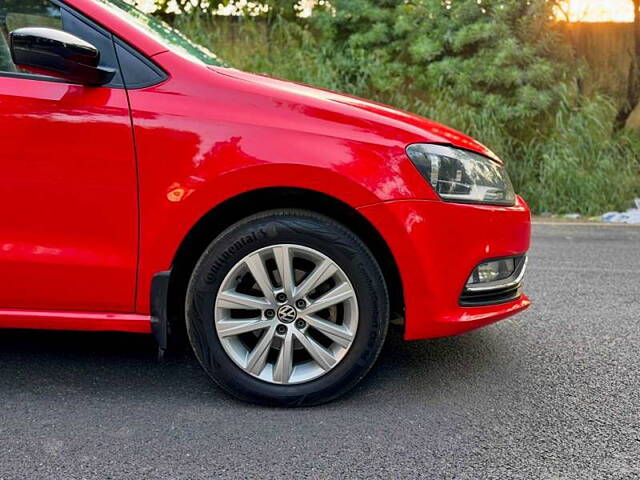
[[406, 144, 515, 206]]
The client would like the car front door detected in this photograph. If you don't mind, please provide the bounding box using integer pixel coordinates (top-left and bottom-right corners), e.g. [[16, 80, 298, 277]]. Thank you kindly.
[[0, 0, 138, 313]]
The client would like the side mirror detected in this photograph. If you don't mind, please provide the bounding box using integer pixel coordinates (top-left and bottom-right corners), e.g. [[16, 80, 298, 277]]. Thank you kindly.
[[9, 27, 116, 86]]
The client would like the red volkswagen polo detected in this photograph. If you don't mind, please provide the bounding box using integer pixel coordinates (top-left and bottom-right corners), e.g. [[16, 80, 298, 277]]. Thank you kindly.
[[0, 0, 531, 405]]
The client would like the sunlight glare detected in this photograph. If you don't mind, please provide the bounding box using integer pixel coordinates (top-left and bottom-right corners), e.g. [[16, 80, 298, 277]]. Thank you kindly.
[[555, 0, 636, 23]]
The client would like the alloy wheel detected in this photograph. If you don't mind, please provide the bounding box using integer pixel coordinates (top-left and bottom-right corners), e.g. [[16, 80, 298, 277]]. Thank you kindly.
[[214, 244, 359, 385]]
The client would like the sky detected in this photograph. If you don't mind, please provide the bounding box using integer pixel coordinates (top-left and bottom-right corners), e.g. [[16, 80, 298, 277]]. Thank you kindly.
[[555, 0, 637, 22]]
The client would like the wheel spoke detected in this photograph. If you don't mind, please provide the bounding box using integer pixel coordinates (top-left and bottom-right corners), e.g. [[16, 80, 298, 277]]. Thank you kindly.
[[273, 245, 296, 298], [217, 319, 275, 338], [245, 324, 277, 375], [293, 329, 336, 371], [294, 258, 337, 300], [217, 290, 271, 310], [244, 253, 276, 304], [272, 331, 294, 384], [303, 314, 354, 349], [304, 282, 355, 315]]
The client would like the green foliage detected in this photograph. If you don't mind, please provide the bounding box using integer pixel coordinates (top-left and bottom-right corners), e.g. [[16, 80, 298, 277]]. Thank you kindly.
[[169, 0, 640, 215], [520, 95, 640, 215], [311, 0, 577, 134], [148, 0, 300, 19]]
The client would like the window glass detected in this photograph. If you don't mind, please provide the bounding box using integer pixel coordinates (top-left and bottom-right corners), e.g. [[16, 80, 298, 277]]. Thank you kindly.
[[97, 0, 223, 67], [0, 1, 62, 74]]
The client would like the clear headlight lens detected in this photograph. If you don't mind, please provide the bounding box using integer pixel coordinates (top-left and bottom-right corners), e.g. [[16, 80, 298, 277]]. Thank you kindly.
[[406, 144, 516, 206]]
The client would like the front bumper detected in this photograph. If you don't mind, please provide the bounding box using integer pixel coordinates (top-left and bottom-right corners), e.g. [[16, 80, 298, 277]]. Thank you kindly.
[[357, 196, 531, 340]]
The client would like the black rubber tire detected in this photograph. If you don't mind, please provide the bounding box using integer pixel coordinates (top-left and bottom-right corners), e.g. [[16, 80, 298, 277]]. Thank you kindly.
[[185, 209, 389, 407]]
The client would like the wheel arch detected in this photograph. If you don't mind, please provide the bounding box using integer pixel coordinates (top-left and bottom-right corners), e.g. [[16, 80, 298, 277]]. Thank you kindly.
[[167, 187, 404, 339]]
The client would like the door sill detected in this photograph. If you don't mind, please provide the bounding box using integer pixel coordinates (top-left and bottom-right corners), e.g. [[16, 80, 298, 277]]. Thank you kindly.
[[0, 309, 151, 334]]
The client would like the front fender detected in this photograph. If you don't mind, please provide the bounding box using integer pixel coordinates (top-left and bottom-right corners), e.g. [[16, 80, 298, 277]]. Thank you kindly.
[[135, 162, 420, 313]]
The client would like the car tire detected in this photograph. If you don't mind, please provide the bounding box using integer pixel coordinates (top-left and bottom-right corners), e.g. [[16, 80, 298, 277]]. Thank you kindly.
[[185, 209, 389, 406]]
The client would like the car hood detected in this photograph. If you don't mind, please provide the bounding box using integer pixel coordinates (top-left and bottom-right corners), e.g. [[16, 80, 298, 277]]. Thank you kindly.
[[209, 66, 499, 162]]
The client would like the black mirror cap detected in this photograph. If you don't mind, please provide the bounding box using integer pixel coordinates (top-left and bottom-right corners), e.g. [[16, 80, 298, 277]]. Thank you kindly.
[[9, 27, 116, 86]]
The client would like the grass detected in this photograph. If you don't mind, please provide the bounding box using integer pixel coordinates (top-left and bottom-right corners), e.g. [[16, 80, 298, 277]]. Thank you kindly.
[[174, 14, 640, 216]]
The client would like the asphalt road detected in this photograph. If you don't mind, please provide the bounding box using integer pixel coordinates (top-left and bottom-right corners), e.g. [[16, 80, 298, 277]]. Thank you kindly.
[[1, 224, 639, 479]]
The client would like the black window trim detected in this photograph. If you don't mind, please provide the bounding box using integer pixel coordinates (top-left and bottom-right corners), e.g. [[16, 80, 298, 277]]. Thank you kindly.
[[113, 36, 167, 90], [0, 0, 167, 89]]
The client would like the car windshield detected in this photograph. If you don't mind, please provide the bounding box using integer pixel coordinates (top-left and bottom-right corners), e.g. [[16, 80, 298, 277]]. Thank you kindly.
[[97, 0, 224, 66]]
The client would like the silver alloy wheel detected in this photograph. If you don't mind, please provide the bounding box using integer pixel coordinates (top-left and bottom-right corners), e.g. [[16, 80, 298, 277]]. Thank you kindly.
[[214, 244, 359, 385]]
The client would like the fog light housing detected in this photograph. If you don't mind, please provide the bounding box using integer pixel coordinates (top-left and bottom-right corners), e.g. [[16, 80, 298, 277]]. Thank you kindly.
[[460, 255, 527, 306], [467, 258, 516, 286]]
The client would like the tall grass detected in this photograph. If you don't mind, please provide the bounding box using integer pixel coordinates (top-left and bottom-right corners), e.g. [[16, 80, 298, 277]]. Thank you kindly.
[[175, 14, 640, 215]]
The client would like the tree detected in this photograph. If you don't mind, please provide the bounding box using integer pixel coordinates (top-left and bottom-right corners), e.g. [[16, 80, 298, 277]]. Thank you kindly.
[[618, 0, 640, 129], [312, 0, 574, 137]]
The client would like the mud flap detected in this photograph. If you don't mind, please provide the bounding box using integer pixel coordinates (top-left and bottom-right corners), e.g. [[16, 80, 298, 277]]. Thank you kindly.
[[150, 270, 171, 359]]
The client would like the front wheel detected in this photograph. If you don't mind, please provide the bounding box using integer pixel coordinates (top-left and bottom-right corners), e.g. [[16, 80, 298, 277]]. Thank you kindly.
[[185, 209, 389, 406]]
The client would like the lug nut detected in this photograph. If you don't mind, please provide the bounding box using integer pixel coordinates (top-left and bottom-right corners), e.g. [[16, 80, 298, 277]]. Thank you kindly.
[[276, 293, 287, 303], [276, 324, 287, 335], [295, 299, 306, 309], [295, 319, 306, 329], [265, 309, 275, 319]]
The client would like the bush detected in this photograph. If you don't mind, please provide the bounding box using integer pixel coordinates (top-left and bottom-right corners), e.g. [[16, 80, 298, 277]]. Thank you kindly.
[[171, 1, 640, 215]]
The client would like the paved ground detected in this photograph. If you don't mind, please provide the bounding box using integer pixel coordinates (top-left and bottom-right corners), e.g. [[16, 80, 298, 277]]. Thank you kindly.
[[1, 224, 639, 479]]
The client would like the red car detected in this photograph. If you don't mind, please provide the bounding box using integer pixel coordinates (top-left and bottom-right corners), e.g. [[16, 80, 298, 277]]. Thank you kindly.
[[0, 0, 530, 406]]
